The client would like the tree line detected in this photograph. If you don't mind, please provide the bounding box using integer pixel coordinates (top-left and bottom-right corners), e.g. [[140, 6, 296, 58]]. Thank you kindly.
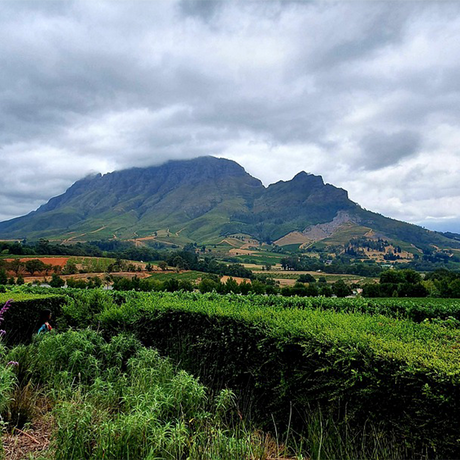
[[362, 268, 460, 298]]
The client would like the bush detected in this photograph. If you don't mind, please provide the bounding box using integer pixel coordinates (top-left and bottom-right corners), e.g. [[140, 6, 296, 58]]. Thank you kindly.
[[297, 274, 316, 283], [50, 273, 65, 288], [61, 290, 116, 329]]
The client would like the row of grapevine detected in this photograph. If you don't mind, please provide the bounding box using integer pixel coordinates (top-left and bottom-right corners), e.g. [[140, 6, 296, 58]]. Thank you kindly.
[[92, 291, 460, 457]]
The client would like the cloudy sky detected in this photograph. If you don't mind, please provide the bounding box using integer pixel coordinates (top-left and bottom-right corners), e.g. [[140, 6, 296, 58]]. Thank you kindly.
[[1, 0, 460, 232]]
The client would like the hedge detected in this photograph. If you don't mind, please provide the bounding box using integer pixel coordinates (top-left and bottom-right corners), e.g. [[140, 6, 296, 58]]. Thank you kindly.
[[0, 292, 67, 344], [94, 291, 460, 458]]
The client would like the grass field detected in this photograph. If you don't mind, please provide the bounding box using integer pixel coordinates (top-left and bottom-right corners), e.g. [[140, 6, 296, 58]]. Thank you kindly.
[[148, 270, 205, 282]]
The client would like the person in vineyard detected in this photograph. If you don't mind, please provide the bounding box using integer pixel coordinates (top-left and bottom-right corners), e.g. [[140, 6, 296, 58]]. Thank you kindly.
[[37, 309, 53, 334]]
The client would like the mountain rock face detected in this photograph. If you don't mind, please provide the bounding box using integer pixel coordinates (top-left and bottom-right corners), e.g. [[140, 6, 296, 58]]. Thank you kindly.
[[0, 156, 457, 249]]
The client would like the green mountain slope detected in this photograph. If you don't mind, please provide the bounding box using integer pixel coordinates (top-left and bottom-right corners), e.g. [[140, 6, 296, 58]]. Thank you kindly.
[[0, 156, 458, 251]]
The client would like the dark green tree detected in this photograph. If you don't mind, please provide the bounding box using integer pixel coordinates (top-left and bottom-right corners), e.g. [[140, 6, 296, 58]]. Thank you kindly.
[[50, 273, 65, 288], [332, 279, 352, 297], [297, 274, 316, 283], [0, 269, 7, 284], [25, 259, 46, 276]]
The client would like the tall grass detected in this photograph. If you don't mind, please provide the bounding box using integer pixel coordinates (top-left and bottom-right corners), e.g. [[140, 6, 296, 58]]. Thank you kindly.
[[4, 330, 298, 459]]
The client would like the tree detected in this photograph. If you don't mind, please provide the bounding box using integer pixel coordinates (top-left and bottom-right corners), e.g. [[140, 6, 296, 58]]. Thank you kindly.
[[198, 278, 219, 293], [305, 283, 319, 297], [281, 256, 299, 270], [362, 283, 381, 298], [67, 277, 87, 289], [9, 259, 24, 275], [172, 256, 187, 270], [297, 274, 316, 283], [36, 238, 50, 254], [163, 278, 179, 292], [397, 282, 428, 298], [251, 280, 266, 295], [158, 261, 168, 271], [87, 276, 102, 289], [178, 280, 194, 292], [380, 270, 404, 284], [50, 273, 65, 288], [332, 280, 352, 298], [319, 284, 333, 297], [63, 260, 78, 275], [449, 279, 460, 298], [183, 243, 197, 253], [224, 277, 240, 294], [104, 274, 112, 288], [239, 280, 252, 295], [25, 259, 46, 276], [401, 269, 422, 284], [0, 269, 7, 285]]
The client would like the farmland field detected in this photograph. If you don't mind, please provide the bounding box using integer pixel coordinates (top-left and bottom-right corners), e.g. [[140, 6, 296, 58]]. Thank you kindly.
[[147, 270, 206, 282], [1, 255, 70, 265]]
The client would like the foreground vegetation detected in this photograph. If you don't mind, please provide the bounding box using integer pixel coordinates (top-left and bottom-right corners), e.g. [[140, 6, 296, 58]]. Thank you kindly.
[[3, 329, 298, 459], [2, 288, 460, 458]]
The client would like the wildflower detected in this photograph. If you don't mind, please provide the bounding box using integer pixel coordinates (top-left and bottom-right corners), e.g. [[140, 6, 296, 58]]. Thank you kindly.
[[0, 330, 5, 337], [7, 361, 19, 367], [0, 299, 13, 324]]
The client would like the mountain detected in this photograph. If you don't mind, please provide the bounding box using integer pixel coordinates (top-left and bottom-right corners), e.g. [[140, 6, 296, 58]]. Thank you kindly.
[[0, 156, 458, 252]]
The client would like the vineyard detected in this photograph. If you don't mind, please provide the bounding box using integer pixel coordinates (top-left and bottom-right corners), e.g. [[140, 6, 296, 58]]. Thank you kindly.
[[1, 288, 460, 458]]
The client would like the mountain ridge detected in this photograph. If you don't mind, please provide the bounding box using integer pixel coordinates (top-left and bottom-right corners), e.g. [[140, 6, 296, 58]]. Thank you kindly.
[[0, 156, 458, 252]]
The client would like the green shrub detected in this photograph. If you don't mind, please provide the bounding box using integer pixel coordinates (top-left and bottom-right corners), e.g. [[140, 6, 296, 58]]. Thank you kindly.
[[50, 273, 65, 288], [61, 290, 116, 328]]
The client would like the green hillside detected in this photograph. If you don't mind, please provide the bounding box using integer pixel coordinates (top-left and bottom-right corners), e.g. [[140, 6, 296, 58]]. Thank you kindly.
[[0, 156, 458, 253]]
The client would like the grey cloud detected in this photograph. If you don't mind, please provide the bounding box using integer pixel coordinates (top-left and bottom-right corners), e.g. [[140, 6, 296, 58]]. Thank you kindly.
[[358, 130, 421, 170], [309, 4, 410, 71], [0, 0, 460, 230], [178, 0, 224, 21]]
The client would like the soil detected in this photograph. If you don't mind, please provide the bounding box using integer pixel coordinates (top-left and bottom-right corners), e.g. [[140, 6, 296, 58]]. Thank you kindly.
[[4, 257, 69, 267], [221, 275, 250, 285], [3, 416, 53, 460]]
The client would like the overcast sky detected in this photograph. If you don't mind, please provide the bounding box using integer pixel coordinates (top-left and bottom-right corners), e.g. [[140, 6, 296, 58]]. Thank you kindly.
[[1, 0, 460, 232]]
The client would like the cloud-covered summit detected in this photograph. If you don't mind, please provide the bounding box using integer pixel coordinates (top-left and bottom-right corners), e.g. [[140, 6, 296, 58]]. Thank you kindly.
[[1, 0, 459, 232]]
